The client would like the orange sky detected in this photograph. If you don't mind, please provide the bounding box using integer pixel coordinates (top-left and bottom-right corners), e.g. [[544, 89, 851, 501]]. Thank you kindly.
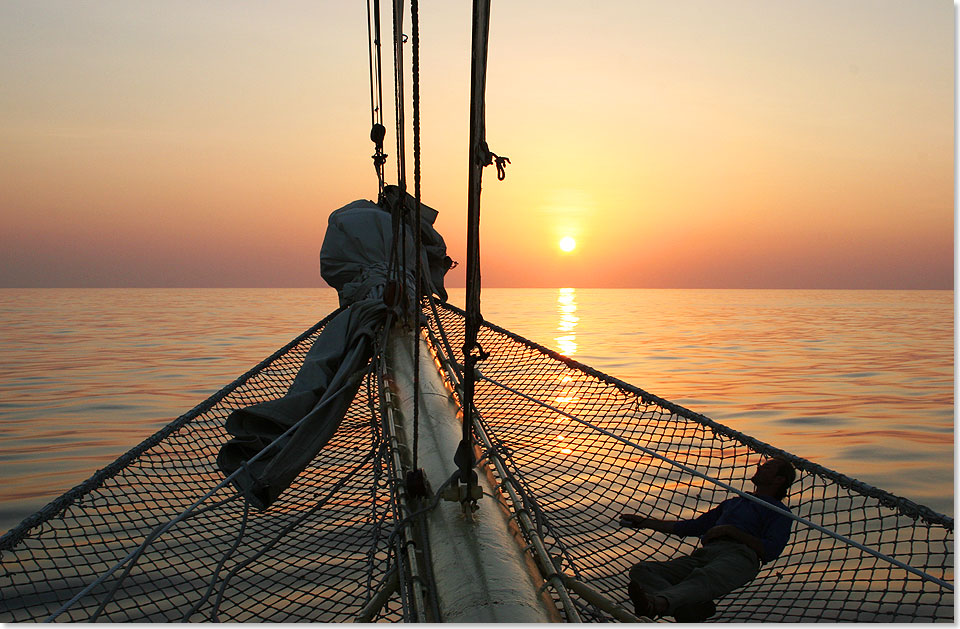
[[0, 1, 954, 288]]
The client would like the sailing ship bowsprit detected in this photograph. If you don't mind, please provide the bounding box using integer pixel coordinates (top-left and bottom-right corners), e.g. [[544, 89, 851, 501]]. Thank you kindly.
[[0, 0, 952, 622]]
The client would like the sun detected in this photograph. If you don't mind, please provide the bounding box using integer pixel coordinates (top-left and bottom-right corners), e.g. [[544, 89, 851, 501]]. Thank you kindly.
[[558, 236, 577, 252]]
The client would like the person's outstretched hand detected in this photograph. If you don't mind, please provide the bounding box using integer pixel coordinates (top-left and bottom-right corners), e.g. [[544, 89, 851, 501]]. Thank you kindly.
[[619, 513, 647, 528]]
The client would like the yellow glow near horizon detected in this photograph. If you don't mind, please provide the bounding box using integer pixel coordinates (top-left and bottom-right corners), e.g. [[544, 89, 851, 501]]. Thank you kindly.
[[558, 236, 577, 252]]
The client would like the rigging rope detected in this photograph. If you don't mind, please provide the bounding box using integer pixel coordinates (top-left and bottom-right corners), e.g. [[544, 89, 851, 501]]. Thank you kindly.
[[382, 0, 411, 339], [366, 0, 387, 195], [204, 449, 379, 622], [391, 0, 406, 193], [410, 0, 423, 474], [179, 498, 251, 622]]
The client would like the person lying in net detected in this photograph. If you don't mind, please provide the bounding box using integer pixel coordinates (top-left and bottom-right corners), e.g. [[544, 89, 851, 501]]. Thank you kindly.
[[619, 456, 797, 622]]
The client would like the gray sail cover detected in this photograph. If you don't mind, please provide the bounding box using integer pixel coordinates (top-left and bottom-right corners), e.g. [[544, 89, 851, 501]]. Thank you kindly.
[[320, 189, 451, 307], [218, 191, 451, 509]]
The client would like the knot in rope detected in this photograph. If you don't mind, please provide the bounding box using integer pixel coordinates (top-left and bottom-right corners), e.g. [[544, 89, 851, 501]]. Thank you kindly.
[[478, 442, 513, 465], [492, 153, 510, 180], [477, 141, 510, 181], [464, 342, 490, 364]]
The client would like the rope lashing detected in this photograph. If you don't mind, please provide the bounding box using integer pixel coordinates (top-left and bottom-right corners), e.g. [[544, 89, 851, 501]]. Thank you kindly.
[[477, 140, 510, 181], [493, 154, 510, 180], [457, 341, 489, 511], [467, 342, 490, 364]]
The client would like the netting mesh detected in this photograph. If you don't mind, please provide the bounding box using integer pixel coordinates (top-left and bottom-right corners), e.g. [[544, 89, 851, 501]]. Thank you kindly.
[[427, 302, 953, 622], [1, 304, 953, 622], [0, 312, 406, 623]]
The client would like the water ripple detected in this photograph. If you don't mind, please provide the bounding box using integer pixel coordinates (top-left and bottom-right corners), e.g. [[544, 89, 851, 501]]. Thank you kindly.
[[0, 288, 953, 534]]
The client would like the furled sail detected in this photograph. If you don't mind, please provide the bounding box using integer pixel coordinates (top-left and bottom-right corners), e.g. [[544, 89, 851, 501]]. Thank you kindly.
[[319, 186, 451, 307], [217, 188, 451, 509], [216, 299, 385, 510]]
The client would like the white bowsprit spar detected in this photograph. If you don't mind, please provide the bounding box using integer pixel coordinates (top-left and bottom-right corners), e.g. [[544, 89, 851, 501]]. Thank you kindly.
[[383, 326, 563, 622]]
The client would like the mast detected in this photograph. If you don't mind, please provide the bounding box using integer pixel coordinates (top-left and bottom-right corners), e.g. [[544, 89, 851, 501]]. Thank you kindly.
[[460, 0, 491, 507]]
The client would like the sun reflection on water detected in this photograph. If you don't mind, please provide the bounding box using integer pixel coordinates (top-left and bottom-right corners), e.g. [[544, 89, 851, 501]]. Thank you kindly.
[[555, 287, 578, 356]]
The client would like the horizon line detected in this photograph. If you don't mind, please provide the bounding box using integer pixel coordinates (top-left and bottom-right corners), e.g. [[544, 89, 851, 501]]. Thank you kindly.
[[0, 285, 953, 291]]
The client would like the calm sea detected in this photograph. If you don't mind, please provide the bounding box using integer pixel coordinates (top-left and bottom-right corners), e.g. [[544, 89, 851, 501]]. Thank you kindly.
[[0, 288, 953, 534]]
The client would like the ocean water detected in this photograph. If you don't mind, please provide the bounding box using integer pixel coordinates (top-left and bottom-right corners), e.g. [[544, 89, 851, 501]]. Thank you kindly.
[[0, 288, 953, 534]]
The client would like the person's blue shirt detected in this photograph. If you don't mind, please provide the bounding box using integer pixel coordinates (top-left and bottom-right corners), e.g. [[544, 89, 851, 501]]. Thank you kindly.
[[672, 494, 792, 563]]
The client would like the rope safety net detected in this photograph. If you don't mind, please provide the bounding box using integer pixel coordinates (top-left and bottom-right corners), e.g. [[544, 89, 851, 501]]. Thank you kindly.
[[427, 301, 954, 622], [0, 301, 953, 622], [1, 311, 403, 622]]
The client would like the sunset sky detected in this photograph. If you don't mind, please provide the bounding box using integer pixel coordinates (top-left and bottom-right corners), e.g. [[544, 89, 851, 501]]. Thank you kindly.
[[1, 1, 954, 288]]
